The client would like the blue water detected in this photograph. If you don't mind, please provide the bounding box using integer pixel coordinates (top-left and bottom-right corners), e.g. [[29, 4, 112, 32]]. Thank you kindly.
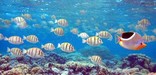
[[0, 0, 156, 61]]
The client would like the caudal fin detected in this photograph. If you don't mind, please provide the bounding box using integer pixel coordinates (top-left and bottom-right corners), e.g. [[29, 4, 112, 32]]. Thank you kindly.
[[51, 28, 55, 32], [54, 19, 58, 23], [82, 39, 86, 43], [23, 36, 27, 40], [77, 34, 80, 37], [4, 37, 8, 41], [57, 43, 61, 48], [108, 35, 113, 41], [88, 56, 91, 60], [23, 49, 27, 54], [41, 44, 44, 48], [7, 47, 11, 52], [95, 32, 99, 36]]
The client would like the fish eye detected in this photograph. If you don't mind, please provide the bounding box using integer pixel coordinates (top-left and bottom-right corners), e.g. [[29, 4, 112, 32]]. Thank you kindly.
[[119, 38, 122, 41], [140, 43, 143, 45]]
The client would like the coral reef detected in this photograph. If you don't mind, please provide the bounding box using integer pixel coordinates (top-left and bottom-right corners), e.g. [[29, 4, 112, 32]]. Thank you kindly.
[[2, 63, 29, 75], [2, 68, 24, 75], [120, 54, 156, 72], [30, 66, 43, 74], [32, 52, 67, 67], [9, 52, 67, 67], [0, 55, 11, 71], [13, 64, 30, 73], [0, 53, 156, 75]]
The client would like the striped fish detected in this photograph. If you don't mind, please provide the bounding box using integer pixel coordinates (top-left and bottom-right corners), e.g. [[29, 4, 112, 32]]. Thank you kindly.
[[4, 36, 24, 45], [7, 47, 23, 57], [51, 27, 64, 36], [116, 28, 124, 35], [153, 29, 156, 34], [41, 43, 55, 51], [96, 31, 113, 41], [18, 22, 27, 29], [82, 36, 103, 46], [78, 32, 89, 39], [12, 17, 27, 29], [22, 13, 32, 20], [142, 34, 156, 43], [56, 19, 68, 27], [23, 47, 44, 58], [138, 19, 150, 27], [70, 28, 79, 35], [89, 55, 102, 64], [23, 35, 39, 43], [0, 33, 4, 40], [57, 42, 75, 52], [12, 17, 25, 23]]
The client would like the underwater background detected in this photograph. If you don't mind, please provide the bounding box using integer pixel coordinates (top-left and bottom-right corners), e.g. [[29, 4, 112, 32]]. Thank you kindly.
[[0, 0, 156, 75]]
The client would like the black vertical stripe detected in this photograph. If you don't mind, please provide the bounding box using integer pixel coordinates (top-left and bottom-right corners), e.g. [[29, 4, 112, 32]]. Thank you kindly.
[[65, 43, 68, 51], [39, 49, 41, 56], [16, 49, 19, 55], [32, 48, 35, 57], [29, 49, 32, 56], [34, 48, 37, 57], [94, 37, 96, 45], [88, 38, 91, 44], [69, 44, 72, 51]]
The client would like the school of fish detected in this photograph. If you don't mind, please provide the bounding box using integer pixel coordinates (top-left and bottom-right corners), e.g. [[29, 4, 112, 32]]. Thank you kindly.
[[0, 14, 156, 66]]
